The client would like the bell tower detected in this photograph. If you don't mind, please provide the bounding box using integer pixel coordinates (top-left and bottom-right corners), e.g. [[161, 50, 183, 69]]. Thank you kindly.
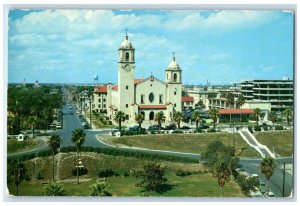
[[118, 31, 135, 118]]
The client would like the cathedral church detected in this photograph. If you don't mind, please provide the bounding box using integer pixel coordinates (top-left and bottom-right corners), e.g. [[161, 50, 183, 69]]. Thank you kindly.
[[92, 33, 183, 122]]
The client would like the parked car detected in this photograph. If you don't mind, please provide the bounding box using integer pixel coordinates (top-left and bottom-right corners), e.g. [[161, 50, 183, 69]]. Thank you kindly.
[[180, 126, 191, 130], [200, 125, 210, 129], [148, 125, 160, 131], [165, 123, 177, 130]]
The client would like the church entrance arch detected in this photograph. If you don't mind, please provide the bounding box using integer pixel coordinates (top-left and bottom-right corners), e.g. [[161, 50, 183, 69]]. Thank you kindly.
[[149, 111, 154, 120]]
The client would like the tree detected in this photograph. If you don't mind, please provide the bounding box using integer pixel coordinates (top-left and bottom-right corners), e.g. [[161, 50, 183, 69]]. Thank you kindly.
[[253, 108, 261, 126], [173, 111, 184, 129], [269, 111, 277, 127], [44, 182, 66, 196], [226, 93, 234, 125], [135, 113, 144, 131], [154, 111, 166, 130], [134, 162, 168, 193], [113, 111, 126, 132], [48, 133, 61, 182], [196, 100, 205, 108], [209, 108, 219, 129], [27, 115, 38, 138], [283, 108, 292, 126], [260, 157, 275, 194], [192, 110, 202, 129], [8, 160, 26, 196], [71, 128, 86, 184], [237, 94, 245, 123], [202, 140, 239, 197], [90, 181, 112, 196], [7, 113, 16, 135]]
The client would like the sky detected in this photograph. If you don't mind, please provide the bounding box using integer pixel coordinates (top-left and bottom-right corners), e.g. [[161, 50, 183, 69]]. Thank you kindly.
[[8, 9, 294, 85]]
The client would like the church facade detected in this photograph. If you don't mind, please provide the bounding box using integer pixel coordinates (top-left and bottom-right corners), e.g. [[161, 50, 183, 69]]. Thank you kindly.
[[92, 33, 183, 122]]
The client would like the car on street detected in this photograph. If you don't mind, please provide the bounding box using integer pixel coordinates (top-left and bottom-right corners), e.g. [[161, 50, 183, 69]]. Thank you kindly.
[[180, 126, 191, 130], [148, 125, 160, 131], [164, 123, 177, 130]]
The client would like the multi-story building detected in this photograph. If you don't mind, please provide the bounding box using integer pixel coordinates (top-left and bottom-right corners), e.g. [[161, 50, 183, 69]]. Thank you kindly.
[[240, 80, 293, 112], [92, 86, 108, 113]]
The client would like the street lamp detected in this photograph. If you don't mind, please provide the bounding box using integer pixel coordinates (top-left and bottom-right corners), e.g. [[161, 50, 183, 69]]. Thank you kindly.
[[76, 158, 84, 184]]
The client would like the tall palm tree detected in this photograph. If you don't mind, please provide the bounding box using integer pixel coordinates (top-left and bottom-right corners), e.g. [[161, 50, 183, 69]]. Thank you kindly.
[[253, 108, 261, 126], [71, 128, 86, 184], [237, 94, 245, 124], [113, 111, 126, 132], [283, 107, 292, 126], [48, 133, 61, 182], [261, 157, 275, 194], [173, 111, 184, 129], [226, 93, 234, 126], [8, 160, 26, 196], [209, 108, 219, 129], [44, 182, 66, 196], [154, 111, 166, 130], [135, 113, 144, 131], [27, 115, 38, 138], [269, 111, 277, 127], [192, 110, 202, 129]]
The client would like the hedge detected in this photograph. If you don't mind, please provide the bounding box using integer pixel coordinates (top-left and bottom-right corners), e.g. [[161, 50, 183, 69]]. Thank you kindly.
[[8, 146, 199, 164]]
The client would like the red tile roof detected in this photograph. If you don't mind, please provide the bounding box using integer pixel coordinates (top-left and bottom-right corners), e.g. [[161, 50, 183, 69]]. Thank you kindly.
[[112, 85, 118, 91], [139, 105, 167, 109], [95, 86, 107, 93], [134, 79, 144, 85], [218, 109, 254, 115], [182, 96, 194, 102]]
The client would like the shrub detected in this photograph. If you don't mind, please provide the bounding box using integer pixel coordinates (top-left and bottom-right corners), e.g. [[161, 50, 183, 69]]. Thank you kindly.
[[175, 169, 192, 177], [98, 169, 119, 178], [172, 130, 183, 134], [36, 171, 44, 180], [71, 167, 88, 176], [263, 126, 268, 131], [196, 128, 203, 133], [207, 128, 216, 133], [248, 125, 253, 133], [123, 171, 130, 177], [275, 125, 284, 130], [254, 125, 261, 131]]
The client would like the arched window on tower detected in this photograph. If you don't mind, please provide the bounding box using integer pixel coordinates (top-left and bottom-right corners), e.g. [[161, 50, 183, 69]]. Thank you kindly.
[[173, 73, 177, 82], [125, 52, 129, 61]]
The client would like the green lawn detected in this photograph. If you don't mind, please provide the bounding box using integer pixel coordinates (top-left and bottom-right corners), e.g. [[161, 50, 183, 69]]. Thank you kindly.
[[7, 153, 244, 197], [255, 130, 293, 157], [101, 132, 260, 158], [7, 139, 38, 154], [86, 111, 111, 128]]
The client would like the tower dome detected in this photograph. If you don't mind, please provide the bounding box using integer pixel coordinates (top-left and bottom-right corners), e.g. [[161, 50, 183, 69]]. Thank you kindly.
[[166, 52, 181, 70], [120, 33, 133, 49]]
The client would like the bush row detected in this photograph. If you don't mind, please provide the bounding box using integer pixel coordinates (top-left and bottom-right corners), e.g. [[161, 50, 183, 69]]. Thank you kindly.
[[175, 169, 209, 177], [60, 146, 199, 163]]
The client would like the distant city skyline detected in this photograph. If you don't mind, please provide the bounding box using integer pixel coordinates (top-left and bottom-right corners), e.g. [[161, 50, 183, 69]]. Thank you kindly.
[[8, 10, 294, 84]]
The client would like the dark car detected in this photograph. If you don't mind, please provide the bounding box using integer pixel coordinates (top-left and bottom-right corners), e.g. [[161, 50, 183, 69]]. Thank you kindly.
[[148, 125, 160, 131], [180, 126, 191, 130], [165, 123, 177, 130], [200, 125, 210, 129]]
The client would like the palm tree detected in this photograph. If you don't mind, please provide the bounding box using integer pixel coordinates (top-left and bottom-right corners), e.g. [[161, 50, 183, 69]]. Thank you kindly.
[[48, 133, 61, 182], [283, 108, 292, 126], [173, 111, 184, 129], [253, 108, 261, 126], [90, 181, 111, 196], [113, 111, 126, 132], [71, 128, 86, 184], [209, 108, 219, 129], [8, 160, 26, 196], [192, 110, 202, 129], [237, 94, 245, 124], [154, 111, 166, 130], [27, 115, 38, 138], [135, 113, 144, 131], [226, 93, 234, 126], [44, 182, 66, 196], [261, 157, 275, 194], [212, 160, 231, 197], [269, 111, 277, 127]]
